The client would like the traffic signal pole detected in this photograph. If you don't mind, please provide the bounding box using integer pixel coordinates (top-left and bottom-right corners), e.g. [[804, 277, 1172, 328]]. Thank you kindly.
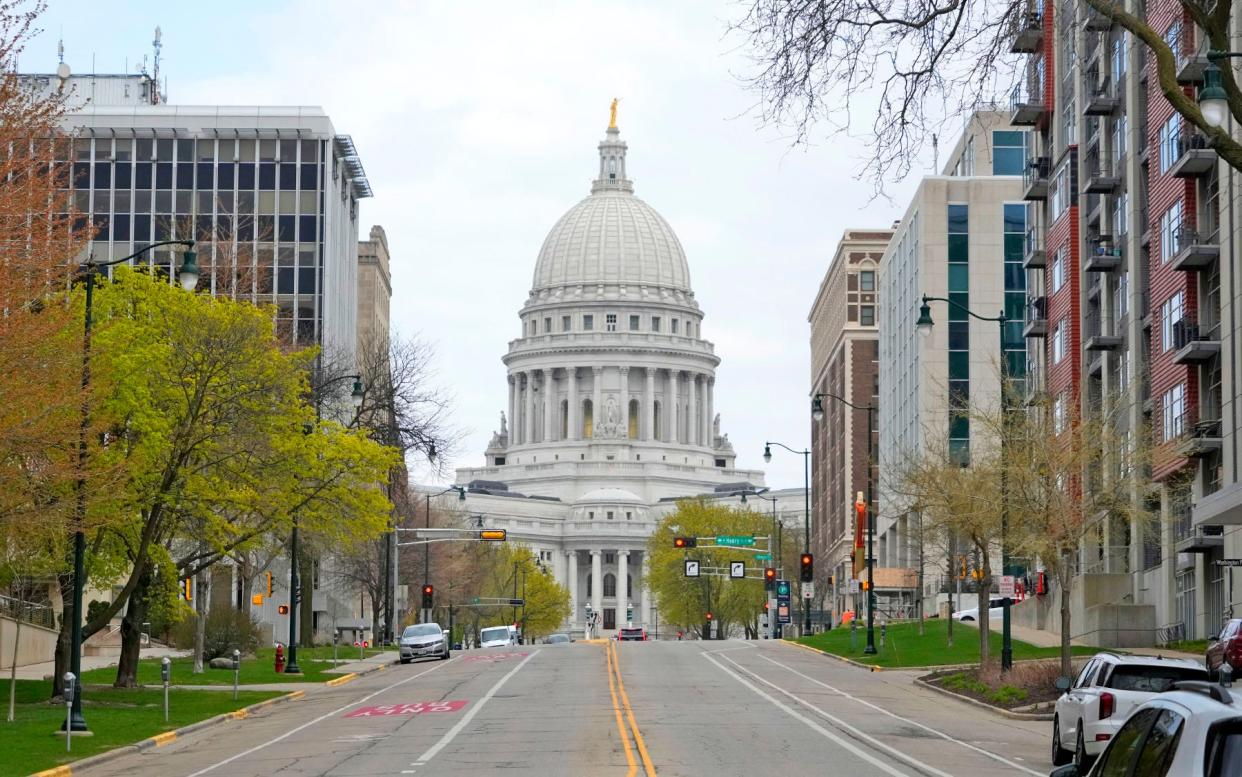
[[864, 403, 877, 656]]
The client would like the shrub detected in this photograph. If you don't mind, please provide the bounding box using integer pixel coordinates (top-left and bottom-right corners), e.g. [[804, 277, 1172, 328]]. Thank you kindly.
[[170, 607, 261, 661]]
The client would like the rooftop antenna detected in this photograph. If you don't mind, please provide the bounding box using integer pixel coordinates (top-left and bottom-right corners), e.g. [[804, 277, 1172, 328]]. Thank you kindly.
[[151, 26, 162, 105], [54, 34, 69, 91], [57, 34, 63, 64], [931, 133, 939, 172]]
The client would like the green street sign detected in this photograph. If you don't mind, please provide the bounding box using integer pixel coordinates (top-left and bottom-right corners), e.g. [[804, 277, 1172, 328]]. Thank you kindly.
[[471, 597, 480, 604], [754, 553, 772, 561], [716, 535, 755, 547]]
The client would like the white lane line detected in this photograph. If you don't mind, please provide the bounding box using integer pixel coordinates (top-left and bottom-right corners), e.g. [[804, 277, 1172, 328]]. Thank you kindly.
[[702, 652, 913, 777], [716, 652, 953, 777], [186, 659, 456, 777], [757, 652, 1044, 777], [415, 649, 540, 765], [701, 640, 760, 655]]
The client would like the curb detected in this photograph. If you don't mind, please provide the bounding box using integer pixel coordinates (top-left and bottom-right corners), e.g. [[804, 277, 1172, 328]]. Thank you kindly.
[[325, 672, 358, 687], [912, 676, 1054, 721], [779, 639, 886, 672], [29, 689, 306, 777], [780, 639, 1075, 674]]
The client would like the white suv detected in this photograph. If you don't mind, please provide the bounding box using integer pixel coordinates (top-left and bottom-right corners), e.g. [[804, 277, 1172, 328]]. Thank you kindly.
[[1050, 681, 1242, 777], [1052, 652, 1208, 771]]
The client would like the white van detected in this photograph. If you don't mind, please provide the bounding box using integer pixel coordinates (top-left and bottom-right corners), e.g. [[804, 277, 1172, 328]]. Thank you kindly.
[[479, 625, 518, 648]]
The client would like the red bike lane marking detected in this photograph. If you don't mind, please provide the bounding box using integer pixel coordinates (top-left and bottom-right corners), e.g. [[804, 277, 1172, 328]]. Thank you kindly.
[[344, 700, 467, 718]]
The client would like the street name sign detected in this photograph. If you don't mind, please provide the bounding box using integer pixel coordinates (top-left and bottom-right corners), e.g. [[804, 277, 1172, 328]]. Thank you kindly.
[[716, 536, 755, 547], [1215, 559, 1242, 567], [685, 560, 701, 578], [729, 561, 746, 579], [754, 553, 772, 561]]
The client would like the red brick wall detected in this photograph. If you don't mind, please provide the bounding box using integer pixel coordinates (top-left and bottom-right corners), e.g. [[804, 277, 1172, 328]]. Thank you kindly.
[[1047, 200, 1080, 404]]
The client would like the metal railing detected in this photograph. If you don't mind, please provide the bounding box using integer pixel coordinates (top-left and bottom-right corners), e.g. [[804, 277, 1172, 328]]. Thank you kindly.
[[0, 593, 55, 630], [1177, 130, 1212, 156], [1026, 295, 1047, 323], [1024, 156, 1051, 188], [1171, 319, 1201, 350], [1157, 622, 1186, 646]]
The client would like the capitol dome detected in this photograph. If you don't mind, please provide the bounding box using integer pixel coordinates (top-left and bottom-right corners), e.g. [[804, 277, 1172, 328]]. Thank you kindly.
[[530, 125, 692, 295]]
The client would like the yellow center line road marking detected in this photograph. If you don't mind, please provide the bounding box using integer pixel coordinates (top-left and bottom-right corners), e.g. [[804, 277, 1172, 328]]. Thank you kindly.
[[754, 652, 1044, 777], [415, 649, 540, 765], [186, 657, 456, 776], [606, 641, 638, 776], [610, 641, 657, 776]]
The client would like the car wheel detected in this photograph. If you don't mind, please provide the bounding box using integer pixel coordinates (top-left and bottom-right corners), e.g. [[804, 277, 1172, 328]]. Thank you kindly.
[[400, 658, 410, 665], [961, 616, 975, 622], [1074, 726, 1090, 771], [441, 650, 450, 660], [1051, 717, 1071, 766]]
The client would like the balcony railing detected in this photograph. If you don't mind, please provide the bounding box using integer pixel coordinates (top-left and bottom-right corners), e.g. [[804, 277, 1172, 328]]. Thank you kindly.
[[1084, 74, 1119, 115], [1023, 295, 1048, 338], [1171, 319, 1221, 364], [1169, 131, 1216, 178], [1174, 412, 1223, 459], [1011, 82, 1047, 126], [1023, 226, 1046, 268], [1084, 156, 1121, 193], [1085, 236, 1122, 272], [1023, 155, 1051, 200], [1169, 224, 1220, 272], [1009, 10, 1043, 53]]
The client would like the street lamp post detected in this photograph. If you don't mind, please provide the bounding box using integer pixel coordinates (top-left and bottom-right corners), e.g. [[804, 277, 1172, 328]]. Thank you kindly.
[[748, 490, 782, 638], [422, 481, 467, 624], [916, 294, 1015, 671], [287, 370, 365, 674], [812, 392, 876, 654], [68, 241, 198, 730], [1197, 52, 1242, 129], [762, 442, 812, 634]]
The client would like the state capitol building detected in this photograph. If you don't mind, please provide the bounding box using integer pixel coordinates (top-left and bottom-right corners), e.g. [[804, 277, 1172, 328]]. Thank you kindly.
[[454, 115, 767, 636]]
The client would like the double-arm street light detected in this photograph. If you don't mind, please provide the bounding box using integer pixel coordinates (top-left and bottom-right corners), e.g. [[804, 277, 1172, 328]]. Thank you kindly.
[[286, 370, 364, 674], [68, 241, 199, 731], [916, 294, 1016, 671], [422, 483, 467, 623], [811, 392, 876, 654], [762, 442, 812, 634]]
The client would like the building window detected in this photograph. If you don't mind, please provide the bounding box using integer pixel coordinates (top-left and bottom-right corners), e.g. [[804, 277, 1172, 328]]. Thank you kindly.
[[588, 511, 595, 520], [671, 319, 679, 334], [583, 314, 594, 331], [1051, 249, 1066, 293], [860, 271, 875, 291], [604, 553, 615, 565], [544, 317, 552, 333], [1161, 292, 1184, 352], [1160, 201, 1183, 263], [1158, 113, 1181, 174], [1162, 383, 1186, 441], [1112, 112, 1128, 164], [562, 315, 572, 332], [992, 130, 1027, 176], [1052, 322, 1066, 364], [1053, 393, 1067, 434], [625, 511, 632, 520], [860, 305, 875, 326], [606, 313, 617, 331], [651, 316, 661, 332], [629, 314, 640, 331], [606, 511, 614, 520], [603, 573, 616, 597], [1113, 192, 1128, 237]]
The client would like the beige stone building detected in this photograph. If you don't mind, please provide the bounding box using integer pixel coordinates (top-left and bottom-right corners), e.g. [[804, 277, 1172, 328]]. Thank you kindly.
[[357, 225, 392, 349]]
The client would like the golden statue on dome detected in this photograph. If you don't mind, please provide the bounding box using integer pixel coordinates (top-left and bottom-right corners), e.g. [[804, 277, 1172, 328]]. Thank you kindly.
[[609, 98, 619, 129]]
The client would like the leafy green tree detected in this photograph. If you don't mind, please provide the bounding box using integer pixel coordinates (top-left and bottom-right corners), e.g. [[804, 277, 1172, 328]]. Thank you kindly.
[[465, 544, 570, 643], [646, 500, 771, 639]]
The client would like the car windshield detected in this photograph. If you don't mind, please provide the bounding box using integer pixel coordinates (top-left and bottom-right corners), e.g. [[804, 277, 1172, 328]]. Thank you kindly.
[[1208, 719, 1242, 777], [1107, 665, 1207, 692], [480, 627, 510, 642], [402, 625, 441, 638]]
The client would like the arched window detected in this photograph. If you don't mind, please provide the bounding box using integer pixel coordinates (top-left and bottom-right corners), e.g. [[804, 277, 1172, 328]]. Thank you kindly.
[[583, 398, 594, 439], [653, 401, 662, 441], [628, 399, 639, 439], [560, 399, 569, 440], [603, 573, 616, 598]]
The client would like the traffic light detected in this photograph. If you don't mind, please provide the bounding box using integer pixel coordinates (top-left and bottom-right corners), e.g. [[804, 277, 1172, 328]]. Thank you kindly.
[[479, 529, 507, 541], [705, 611, 713, 621], [861, 580, 871, 591], [764, 567, 776, 590], [421, 584, 434, 610], [182, 578, 192, 601], [763, 601, 770, 611], [277, 604, 289, 615], [800, 553, 814, 583], [674, 537, 697, 549], [266, 571, 273, 596]]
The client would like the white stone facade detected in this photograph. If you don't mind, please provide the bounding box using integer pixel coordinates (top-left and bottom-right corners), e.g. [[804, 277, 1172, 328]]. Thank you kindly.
[[456, 124, 764, 636]]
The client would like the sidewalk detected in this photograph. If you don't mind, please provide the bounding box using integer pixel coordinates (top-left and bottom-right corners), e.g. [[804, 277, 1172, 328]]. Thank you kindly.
[[12, 646, 188, 681], [987, 622, 1199, 659]]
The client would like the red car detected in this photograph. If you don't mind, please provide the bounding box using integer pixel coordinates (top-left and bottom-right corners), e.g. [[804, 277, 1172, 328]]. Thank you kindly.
[[1206, 618, 1242, 678], [617, 627, 647, 641]]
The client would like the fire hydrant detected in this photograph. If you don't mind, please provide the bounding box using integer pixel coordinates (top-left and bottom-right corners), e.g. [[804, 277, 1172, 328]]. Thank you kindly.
[[274, 643, 285, 674]]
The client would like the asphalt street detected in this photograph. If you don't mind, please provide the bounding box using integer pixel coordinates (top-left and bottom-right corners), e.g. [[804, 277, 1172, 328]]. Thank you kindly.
[[79, 640, 1054, 777]]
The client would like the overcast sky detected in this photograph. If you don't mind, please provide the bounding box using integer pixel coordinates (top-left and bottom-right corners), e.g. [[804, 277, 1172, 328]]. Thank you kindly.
[[32, 0, 932, 489]]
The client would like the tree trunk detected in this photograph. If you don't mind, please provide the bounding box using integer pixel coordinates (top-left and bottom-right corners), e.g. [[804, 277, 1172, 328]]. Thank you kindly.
[[977, 550, 991, 667], [193, 569, 208, 673], [51, 570, 73, 700], [8, 616, 19, 721], [299, 552, 314, 647], [1059, 556, 1073, 678], [114, 564, 153, 688]]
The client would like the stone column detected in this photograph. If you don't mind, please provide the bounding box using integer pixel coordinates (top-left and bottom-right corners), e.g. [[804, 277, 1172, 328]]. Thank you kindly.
[[507, 375, 516, 445], [644, 369, 656, 441], [618, 550, 630, 623], [640, 552, 652, 627], [706, 377, 715, 446], [523, 371, 535, 445], [669, 371, 680, 443], [687, 372, 699, 446], [592, 367, 603, 439], [590, 550, 603, 628], [619, 367, 630, 439], [568, 367, 579, 441], [542, 368, 554, 443], [567, 550, 579, 625]]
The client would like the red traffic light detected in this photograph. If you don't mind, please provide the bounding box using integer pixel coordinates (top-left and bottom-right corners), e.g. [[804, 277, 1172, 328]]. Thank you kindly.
[[801, 553, 813, 567], [705, 612, 713, 620], [764, 567, 776, 582], [763, 601, 770, 611], [277, 604, 289, 615], [422, 584, 434, 596], [674, 536, 697, 549]]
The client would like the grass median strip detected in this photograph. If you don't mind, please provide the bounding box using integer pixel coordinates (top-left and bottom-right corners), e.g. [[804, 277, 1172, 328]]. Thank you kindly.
[[0, 678, 282, 777], [794, 619, 1096, 668]]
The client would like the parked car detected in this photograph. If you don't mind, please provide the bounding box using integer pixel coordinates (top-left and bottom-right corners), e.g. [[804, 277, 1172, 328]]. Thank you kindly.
[[1206, 618, 1242, 679], [546, 633, 572, 645], [1050, 681, 1242, 777], [1052, 652, 1208, 771], [617, 627, 647, 641], [399, 623, 450, 664], [479, 625, 518, 648], [952, 599, 1005, 622]]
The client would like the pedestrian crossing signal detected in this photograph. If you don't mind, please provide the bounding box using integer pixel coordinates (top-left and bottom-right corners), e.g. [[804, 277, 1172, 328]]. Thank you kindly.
[[277, 604, 289, 615], [674, 537, 697, 549]]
